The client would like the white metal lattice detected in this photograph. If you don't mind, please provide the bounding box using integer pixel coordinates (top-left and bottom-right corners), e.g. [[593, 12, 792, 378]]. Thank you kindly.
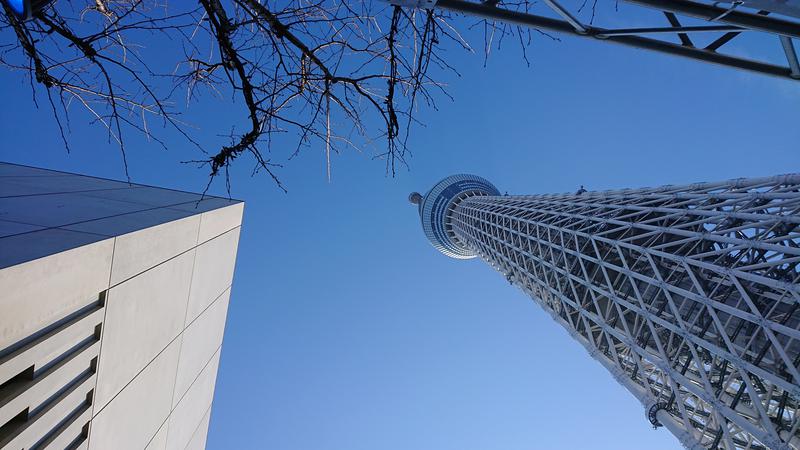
[[447, 175, 800, 450]]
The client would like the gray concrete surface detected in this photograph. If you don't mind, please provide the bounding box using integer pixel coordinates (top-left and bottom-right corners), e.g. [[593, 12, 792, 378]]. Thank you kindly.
[[0, 162, 243, 450]]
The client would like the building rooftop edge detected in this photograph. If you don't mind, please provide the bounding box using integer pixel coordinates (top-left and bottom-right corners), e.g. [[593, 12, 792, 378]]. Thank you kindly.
[[0, 161, 245, 204]]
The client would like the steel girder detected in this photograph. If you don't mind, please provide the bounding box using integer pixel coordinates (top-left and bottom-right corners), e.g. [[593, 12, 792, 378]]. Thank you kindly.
[[447, 175, 800, 449], [405, 0, 800, 81]]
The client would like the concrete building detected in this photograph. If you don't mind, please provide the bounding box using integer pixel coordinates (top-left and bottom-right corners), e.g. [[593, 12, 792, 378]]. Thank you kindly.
[[0, 162, 243, 450]]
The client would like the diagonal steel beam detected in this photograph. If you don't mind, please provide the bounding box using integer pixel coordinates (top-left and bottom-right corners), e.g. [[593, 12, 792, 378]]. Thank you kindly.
[[705, 10, 769, 51], [624, 0, 800, 38], [780, 35, 800, 77], [597, 24, 743, 36], [705, 31, 742, 50], [435, 0, 800, 81], [541, 0, 587, 33], [664, 12, 694, 47]]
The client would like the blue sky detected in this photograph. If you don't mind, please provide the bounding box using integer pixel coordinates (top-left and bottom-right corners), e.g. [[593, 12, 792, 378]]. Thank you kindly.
[[1, 2, 800, 449]]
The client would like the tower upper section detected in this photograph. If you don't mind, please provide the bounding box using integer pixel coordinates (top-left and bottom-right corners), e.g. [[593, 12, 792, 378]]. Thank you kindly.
[[410, 174, 499, 259], [410, 172, 800, 450]]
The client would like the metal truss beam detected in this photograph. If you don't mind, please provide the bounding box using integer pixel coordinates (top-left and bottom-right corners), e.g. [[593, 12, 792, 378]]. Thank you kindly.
[[541, 0, 587, 32], [422, 0, 800, 81], [597, 24, 743, 36], [625, 0, 800, 38], [780, 35, 800, 76], [663, 12, 694, 47]]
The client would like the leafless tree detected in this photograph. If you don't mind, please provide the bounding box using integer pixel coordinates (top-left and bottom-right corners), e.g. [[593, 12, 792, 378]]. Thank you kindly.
[[0, 0, 540, 191]]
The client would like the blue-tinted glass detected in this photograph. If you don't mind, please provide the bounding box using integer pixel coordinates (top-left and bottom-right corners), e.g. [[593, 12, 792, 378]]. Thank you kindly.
[[4, 0, 26, 17]]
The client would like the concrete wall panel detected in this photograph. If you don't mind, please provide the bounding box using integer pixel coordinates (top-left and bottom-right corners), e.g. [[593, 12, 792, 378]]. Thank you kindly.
[[64, 207, 195, 241], [145, 420, 169, 450], [168, 198, 239, 216], [184, 408, 211, 450], [0, 228, 108, 269], [166, 349, 221, 450], [0, 237, 112, 350], [197, 203, 244, 244], [107, 214, 200, 286], [88, 338, 181, 450], [94, 250, 194, 410], [173, 288, 230, 406], [185, 228, 240, 325], [78, 186, 203, 208]]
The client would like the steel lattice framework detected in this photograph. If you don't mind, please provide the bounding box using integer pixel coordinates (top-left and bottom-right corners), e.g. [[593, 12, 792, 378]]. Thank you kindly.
[[391, 0, 800, 82], [412, 174, 800, 450]]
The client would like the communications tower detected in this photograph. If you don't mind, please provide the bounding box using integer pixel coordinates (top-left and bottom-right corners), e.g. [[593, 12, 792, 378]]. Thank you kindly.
[[410, 174, 800, 450]]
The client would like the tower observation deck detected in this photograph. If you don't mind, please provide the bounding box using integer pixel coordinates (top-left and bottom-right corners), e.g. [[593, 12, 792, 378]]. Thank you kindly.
[[411, 174, 800, 450]]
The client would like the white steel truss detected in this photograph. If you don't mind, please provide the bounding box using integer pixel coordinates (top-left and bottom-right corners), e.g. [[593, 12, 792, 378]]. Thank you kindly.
[[442, 174, 800, 449]]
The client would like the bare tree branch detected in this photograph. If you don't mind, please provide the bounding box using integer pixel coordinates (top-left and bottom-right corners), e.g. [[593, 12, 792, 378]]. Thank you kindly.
[[0, 0, 543, 192]]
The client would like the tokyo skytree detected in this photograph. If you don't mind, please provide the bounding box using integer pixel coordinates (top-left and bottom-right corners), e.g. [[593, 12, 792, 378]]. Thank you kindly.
[[410, 174, 800, 450]]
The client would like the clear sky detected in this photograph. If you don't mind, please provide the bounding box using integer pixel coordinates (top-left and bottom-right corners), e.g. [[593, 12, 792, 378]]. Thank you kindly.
[[1, 2, 799, 449]]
